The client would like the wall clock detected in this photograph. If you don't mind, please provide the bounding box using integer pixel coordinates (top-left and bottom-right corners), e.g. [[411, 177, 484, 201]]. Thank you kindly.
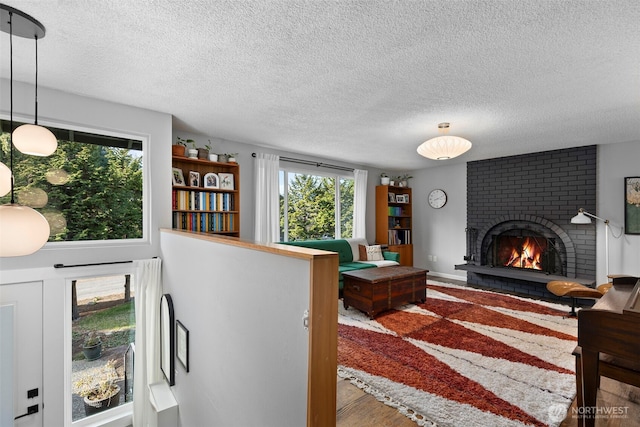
[[428, 189, 447, 209]]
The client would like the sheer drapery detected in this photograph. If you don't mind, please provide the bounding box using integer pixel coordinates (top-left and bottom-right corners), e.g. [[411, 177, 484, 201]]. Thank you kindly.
[[352, 169, 368, 238], [254, 153, 280, 243], [133, 258, 163, 427]]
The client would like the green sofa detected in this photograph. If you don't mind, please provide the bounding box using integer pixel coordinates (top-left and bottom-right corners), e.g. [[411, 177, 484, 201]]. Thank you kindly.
[[279, 238, 400, 291]]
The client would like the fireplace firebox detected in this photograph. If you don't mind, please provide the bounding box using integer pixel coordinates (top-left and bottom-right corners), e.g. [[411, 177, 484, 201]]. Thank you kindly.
[[487, 231, 561, 275]]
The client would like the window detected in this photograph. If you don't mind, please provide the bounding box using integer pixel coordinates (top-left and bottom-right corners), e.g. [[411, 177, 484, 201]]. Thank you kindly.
[[0, 120, 145, 243], [71, 274, 135, 423], [279, 169, 354, 241]]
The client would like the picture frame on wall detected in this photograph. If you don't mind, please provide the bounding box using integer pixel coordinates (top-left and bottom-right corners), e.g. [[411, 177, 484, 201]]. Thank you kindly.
[[625, 176, 640, 235], [172, 168, 185, 186], [176, 320, 189, 372]]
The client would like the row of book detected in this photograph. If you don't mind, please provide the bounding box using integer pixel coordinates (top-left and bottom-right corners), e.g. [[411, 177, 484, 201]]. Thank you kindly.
[[172, 212, 236, 232], [387, 206, 406, 216], [172, 190, 234, 211], [388, 229, 411, 245]]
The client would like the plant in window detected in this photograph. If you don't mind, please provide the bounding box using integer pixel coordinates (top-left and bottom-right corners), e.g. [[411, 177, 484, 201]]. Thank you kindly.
[[82, 332, 103, 361], [73, 359, 121, 415]]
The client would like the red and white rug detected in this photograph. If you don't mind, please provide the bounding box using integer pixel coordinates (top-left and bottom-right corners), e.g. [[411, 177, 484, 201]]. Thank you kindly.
[[338, 280, 578, 427]]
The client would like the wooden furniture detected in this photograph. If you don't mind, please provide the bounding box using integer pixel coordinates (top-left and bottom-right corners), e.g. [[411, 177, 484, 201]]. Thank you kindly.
[[546, 280, 609, 317], [375, 185, 413, 266], [576, 276, 640, 427], [172, 156, 240, 237], [342, 266, 428, 318]]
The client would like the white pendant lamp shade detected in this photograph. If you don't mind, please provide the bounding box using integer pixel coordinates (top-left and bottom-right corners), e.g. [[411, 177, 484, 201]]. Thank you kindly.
[[12, 123, 58, 156], [0, 162, 11, 197], [417, 122, 472, 160], [0, 204, 50, 256]]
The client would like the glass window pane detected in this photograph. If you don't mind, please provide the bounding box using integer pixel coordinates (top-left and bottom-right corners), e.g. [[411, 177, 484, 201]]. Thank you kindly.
[[71, 275, 135, 422], [1, 121, 144, 242]]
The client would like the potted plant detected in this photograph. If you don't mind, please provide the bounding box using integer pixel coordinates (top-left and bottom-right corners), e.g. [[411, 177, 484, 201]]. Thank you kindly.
[[186, 141, 198, 158], [173, 137, 191, 157], [206, 140, 218, 162], [82, 332, 102, 361], [74, 360, 121, 416], [398, 174, 412, 187], [227, 153, 238, 163], [380, 173, 390, 186], [218, 153, 229, 163]]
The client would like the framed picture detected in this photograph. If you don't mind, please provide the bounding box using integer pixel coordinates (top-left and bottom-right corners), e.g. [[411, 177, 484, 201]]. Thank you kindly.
[[160, 294, 175, 386], [625, 176, 640, 235], [388, 192, 396, 203], [172, 168, 185, 186], [189, 171, 200, 187], [402, 193, 410, 203], [396, 194, 407, 203], [176, 320, 189, 372], [219, 173, 234, 190], [203, 172, 219, 188]]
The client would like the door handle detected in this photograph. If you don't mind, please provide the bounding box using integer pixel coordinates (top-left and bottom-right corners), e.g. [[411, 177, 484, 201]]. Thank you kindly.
[[14, 404, 38, 420]]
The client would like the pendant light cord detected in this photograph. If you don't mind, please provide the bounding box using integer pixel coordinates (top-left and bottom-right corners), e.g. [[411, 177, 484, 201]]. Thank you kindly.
[[35, 34, 39, 125], [9, 10, 15, 204]]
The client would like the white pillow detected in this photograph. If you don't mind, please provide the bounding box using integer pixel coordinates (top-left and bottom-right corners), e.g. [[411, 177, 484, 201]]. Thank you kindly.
[[365, 245, 384, 261]]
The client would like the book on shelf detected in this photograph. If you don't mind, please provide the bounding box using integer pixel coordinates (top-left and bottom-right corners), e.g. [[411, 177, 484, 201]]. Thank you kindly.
[[388, 229, 411, 245]]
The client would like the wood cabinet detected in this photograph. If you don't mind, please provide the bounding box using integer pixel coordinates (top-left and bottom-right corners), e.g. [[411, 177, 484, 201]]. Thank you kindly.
[[171, 156, 240, 237], [375, 185, 413, 266]]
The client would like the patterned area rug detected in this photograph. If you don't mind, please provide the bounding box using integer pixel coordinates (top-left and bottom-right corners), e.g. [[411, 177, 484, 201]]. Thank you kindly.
[[338, 280, 578, 427]]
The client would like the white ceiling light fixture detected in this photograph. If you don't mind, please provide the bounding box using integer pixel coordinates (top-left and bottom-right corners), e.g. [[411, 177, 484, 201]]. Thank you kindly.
[[0, 5, 51, 257], [417, 122, 472, 160], [3, 4, 57, 157]]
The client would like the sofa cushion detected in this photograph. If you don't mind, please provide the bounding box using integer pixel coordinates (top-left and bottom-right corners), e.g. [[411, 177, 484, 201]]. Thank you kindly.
[[358, 260, 400, 268], [281, 239, 354, 263], [361, 244, 384, 261]]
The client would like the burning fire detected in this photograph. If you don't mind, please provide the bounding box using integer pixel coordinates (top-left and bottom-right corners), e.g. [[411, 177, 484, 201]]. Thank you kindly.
[[504, 237, 543, 270]]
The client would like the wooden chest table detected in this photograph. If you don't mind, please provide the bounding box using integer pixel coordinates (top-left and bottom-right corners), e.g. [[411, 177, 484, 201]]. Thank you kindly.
[[342, 266, 428, 318]]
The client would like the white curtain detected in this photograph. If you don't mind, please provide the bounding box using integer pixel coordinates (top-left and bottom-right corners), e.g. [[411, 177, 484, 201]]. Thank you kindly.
[[353, 169, 368, 238], [254, 153, 280, 242], [133, 258, 163, 427]]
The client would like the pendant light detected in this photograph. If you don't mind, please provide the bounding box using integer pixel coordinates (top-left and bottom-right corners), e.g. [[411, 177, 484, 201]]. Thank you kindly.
[[0, 5, 51, 257], [417, 122, 472, 160], [8, 8, 57, 156]]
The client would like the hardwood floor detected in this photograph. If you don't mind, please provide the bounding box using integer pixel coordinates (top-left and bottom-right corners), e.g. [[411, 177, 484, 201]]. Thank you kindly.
[[337, 375, 640, 426]]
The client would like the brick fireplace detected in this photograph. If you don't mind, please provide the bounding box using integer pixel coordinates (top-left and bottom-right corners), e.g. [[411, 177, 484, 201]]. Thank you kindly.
[[456, 146, 597, 300]]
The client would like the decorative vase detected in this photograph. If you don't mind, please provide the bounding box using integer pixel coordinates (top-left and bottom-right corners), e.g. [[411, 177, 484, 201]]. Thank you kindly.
[[381, 177, 390, 185], [83, 385, 121, 416], [209, 153, 218, 162], [172, 145, 186, 157], [187, 149, 198, 158], [197, 148, 209, 159], [82, 342, 102, 361]]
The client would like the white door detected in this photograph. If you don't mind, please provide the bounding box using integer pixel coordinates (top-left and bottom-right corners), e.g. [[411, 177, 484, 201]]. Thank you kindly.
[[0, 282, 43, 427]]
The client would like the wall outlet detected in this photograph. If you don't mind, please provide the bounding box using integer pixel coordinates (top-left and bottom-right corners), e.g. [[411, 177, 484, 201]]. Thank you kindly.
[[433, 256, 437, 262], [427, 255, 433, 261]]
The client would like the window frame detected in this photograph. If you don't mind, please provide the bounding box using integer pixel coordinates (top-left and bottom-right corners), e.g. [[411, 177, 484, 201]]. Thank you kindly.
[[0, 116, 150, 248], [64, 264, 136, 427], [279, 164, 354, 241]]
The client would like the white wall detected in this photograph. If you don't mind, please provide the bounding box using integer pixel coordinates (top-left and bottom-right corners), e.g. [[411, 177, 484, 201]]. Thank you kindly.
[[0, 79, 172, 271], [160, 231, 312, 427], [411, 162, 467, 280], [596, 140, 640, 282]]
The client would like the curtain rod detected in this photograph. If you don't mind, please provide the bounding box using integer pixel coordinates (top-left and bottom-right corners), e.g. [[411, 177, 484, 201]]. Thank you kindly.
[[252, 152, 354, 172], [54, 260, 133, 269]]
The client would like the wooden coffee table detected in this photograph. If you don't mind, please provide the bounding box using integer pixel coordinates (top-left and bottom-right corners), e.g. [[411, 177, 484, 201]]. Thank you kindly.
[[342, 266, 428, 318]]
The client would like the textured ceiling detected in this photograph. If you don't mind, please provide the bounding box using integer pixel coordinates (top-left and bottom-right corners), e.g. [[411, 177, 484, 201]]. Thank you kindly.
[[1, 1, 639, 170]]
